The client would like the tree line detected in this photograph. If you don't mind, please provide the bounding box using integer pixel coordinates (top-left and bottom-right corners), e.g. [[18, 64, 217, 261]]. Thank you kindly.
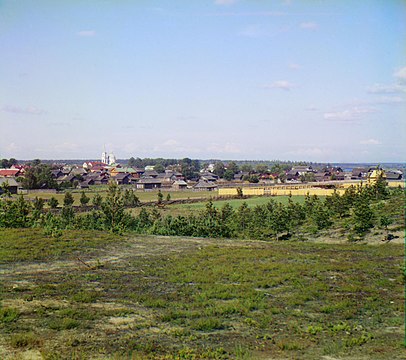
[[0, 173, 399, 242]]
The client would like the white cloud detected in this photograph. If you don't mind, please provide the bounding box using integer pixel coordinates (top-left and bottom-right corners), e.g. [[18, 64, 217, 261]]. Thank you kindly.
[[367, 83, 405, 94], [77, 30, 96, 37], [305, 105, 318, 111], [360, 139, 381, 145], [323, 107, 378, 121], [300, 22, 318, 30], [394, 66, 406, 84], [263, 80, 296, 91], [214, 0, 237, 5], [2, 105, 46, 115], [371, 96, 404, 105]]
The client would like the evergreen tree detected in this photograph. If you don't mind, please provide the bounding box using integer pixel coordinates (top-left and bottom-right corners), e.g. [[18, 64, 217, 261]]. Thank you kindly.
[[157, 190, 163, 205], [101, 182, 125, 231], [80, 191, 90, 207], [48, 196, 59, 209], [63, 192, 74, 207], [352, 195, 374, 235], [92, 193, 103, 208]]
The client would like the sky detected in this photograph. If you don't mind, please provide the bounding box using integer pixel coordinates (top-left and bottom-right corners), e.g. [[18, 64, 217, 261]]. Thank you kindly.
[[0, 0, 405, 163]]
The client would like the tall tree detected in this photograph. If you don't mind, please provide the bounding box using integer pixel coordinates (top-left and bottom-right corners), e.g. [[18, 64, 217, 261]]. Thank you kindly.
[[226, 161, 239, 174], [101, 182, 125, 230], [63, 192, 74, 207], [213, 162, 225, 178], [22, 164, 56, 189]]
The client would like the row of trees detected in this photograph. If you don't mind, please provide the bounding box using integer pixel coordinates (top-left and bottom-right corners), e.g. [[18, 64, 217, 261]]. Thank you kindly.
[[126, 157, 297, 181], [0, 175, 397, 241]]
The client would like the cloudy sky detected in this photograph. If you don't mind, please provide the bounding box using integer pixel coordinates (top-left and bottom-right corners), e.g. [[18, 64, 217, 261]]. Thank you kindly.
[[1, 0, 405, 162]]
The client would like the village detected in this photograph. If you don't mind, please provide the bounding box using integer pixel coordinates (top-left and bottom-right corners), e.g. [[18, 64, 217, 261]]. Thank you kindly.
[[0, 151, 403, 196]]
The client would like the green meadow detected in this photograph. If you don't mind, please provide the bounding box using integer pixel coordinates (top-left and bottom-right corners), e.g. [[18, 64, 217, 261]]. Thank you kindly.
[[0, 228, 404, 359]]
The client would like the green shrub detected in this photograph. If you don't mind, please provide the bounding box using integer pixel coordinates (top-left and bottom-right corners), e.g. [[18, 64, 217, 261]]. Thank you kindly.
[[9, 332, 40, 348], [192, 317, 225, 331], [0, 307, 19, 323]]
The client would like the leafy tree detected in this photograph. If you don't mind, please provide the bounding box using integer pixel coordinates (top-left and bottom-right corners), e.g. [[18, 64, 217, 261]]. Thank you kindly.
[[300, 173, 315, 183], [128, 157, 137, 168], [248, 175, 259, 183], [240, 164, 253, 173], [181, 158, 200, 180], [0, 159, 9, 168], [166, 193, 171, 202], [80, 191, 90, 207], [223, 169, 235, 181], [22, 164, 57, 189], [226, 161, 239, 174], [154, 164, 165, 173], [213, 162, 225, 178], [255, 164, 268, 174], [63, 192, 74, 207], [0, 158, 17, 168]]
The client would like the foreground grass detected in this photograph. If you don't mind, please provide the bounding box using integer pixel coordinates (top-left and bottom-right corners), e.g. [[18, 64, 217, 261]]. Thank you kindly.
[[0, 229, 404, 359]]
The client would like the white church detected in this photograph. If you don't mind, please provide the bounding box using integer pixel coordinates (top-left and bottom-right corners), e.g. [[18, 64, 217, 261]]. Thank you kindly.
[[102, 151, 117, 166]]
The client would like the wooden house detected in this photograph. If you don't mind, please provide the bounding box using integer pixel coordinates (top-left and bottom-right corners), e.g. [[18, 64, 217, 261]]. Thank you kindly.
[[0, 177, 19, 194], [136, 178, 162, 190]]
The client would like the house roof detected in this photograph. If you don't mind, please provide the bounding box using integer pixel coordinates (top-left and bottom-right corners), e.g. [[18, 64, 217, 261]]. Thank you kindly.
[[0, 169, 20, 177], [0, 177, 19, 186], [115, 173, 131, 180], [194, 180, 218, 189], [144, 170, 159, 177], [173, 180, 188, 186], [137, 178, 162, 184], [111, 167, 136, 174]]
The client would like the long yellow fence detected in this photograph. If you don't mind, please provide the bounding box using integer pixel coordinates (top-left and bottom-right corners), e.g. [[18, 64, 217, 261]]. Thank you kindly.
[[218, 181, 404, 197]]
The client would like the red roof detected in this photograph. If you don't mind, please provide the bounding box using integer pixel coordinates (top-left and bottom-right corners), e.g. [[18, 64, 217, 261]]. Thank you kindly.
[[0, 169, 20, 177]]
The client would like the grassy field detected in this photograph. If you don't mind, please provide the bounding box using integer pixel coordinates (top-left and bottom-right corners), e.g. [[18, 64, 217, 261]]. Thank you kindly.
[[152, 195, 306, 217], [21, 189, 218, 207], [0, 229, 404, 359]]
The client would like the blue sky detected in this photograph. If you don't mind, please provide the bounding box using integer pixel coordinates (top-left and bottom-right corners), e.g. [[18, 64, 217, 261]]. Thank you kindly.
[[0, 0, 405, 162]]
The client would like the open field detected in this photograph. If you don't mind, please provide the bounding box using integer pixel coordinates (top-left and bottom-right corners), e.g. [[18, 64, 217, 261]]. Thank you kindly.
[[0, 229, 404, 359], [20, 190, 217, 207], [152, 195, 307, 218]]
